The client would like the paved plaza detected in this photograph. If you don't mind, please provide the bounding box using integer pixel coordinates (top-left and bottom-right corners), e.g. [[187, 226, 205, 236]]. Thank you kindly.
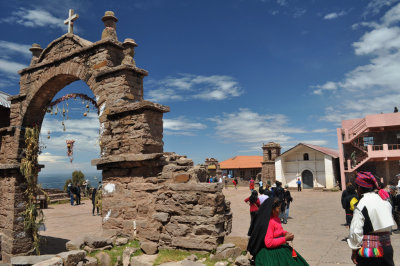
[[40, 187, 400, 265], [224, 186, 400, 265]]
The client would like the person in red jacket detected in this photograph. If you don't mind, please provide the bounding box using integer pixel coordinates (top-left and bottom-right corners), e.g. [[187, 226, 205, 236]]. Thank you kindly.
[[245, 190, 260, 236], [249, 177, 255, 191], [247, 197, 309, 265]]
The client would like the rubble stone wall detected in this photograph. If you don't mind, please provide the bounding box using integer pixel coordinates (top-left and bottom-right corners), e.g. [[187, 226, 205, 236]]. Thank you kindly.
[[100, 153, 232, 251]]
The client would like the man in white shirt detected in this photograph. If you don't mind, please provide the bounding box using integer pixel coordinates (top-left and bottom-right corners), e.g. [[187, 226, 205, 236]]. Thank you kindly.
[[348, 171, 395, 265]]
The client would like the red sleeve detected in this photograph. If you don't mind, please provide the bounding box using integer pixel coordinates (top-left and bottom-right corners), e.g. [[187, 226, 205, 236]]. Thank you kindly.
[[256, 199, 260, 207], [244, 197, 249, 203], [264, 220, 286, 248]]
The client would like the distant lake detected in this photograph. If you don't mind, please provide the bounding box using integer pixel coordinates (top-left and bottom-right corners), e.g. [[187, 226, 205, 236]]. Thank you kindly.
[[38, 173, 102, 190]]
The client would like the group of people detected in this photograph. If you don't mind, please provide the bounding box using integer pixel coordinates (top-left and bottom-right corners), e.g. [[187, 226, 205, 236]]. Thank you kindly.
[[246, 180, 308, 265], [341, 171, 399, 265], [206, 175, 240, 189], [67, 181, 103, 216], [67, 183, 82, 205]]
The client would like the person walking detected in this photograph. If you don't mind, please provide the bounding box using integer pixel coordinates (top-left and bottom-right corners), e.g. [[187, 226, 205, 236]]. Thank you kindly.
[[348, 171, 395, 265], [224, 176, 228, 189], [233, 177, 238, 189], [76, 184, 81, 205], [258, 179, 263, 190], [67, 183, 74, 206], [296, 178, 302, 192], [245, 190, 260, 236], [283, 185, 293, 224], [247, 197, 309, 265], [91, 188, 99, 216], [249, 177, 255, 191]]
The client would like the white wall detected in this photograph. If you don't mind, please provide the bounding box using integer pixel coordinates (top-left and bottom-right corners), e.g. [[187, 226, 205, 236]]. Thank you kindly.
[[279, 145, 336, 189]]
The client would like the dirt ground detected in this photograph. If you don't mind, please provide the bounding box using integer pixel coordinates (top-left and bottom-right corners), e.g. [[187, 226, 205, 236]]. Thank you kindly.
[[40, 187, 400, 265], [224, 186, 400, 266]]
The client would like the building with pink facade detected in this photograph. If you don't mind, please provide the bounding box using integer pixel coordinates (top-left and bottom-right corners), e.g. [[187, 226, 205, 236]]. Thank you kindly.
[[337, 112, 400, 189]]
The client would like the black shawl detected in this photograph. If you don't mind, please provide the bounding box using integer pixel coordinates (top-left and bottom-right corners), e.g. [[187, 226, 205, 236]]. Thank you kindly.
[[247, 197, 273, 257]]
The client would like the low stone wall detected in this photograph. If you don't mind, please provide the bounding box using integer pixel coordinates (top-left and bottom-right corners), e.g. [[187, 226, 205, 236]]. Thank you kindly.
[[99, 152, 232, 251]]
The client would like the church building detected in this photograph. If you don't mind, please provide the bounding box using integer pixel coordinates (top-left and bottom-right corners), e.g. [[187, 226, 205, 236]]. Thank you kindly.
[[275, 143, 340, 189]]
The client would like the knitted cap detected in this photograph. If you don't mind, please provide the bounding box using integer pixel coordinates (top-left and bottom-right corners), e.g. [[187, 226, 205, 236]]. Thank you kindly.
[[355, 171, 380, 189]]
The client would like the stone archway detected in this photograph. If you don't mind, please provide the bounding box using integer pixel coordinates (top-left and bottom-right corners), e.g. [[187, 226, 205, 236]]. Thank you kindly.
[[0, 11, 232, 262]]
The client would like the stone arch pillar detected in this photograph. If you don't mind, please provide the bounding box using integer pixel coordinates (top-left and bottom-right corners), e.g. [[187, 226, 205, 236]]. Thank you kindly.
[[0, 32, 169, 261]]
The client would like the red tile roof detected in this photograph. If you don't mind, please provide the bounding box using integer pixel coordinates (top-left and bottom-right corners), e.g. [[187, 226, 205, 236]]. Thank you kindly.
[[220, 156, 263, 169], [303, 143, 339, 158], [280, 143, 339, 158]]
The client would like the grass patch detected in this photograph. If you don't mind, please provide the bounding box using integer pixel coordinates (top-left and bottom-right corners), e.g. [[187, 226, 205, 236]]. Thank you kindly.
[[88, 240, 142, 265], [153, 249, 231, 266]]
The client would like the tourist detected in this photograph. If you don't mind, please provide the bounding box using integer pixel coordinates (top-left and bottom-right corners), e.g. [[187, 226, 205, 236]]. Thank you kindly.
[[258, 179, 263, 189], [218, 176, 222, 183], [283, 185, 293, 224], [245, 190, 260, 236], [96, 187, 102, 215], [247, 197, 309, 265], [264, 184, 272, 197], [206, 176, 210, 183], [249, 177, 255, 191], [341, 183, 352, 226], [210, 176, 213, 183], [67, 183, 74, 206], [296, 178, 302, 191], [394, 190, 400, 233], [233, 178, 238, 189], [258, 188, 269, 205], [397, 174, 400, 190], [224, 176, 228, 189], [343, 184, 358, 227], [348, 171, 395, 265], [91, 188, 99, 216], [76, 184, 81, 205]]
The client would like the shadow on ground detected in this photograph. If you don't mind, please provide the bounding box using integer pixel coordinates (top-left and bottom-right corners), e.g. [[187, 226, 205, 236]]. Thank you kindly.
[[39, 236, 68, 254]]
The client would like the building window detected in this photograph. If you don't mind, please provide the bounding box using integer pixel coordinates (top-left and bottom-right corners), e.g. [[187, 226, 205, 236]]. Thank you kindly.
[[363, 136, 374, 146], [240, 170, 245, 178], [251, 169, 258, 177], [268, 150, 272, 160], [303, 153, 309, 161]]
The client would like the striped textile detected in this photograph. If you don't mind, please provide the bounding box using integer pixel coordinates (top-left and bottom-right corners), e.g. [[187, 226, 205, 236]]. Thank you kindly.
[[355, 171, 379, 189]]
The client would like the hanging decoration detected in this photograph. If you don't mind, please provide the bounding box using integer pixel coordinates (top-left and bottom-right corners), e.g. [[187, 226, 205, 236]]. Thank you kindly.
[[66, 140, 75, 163]]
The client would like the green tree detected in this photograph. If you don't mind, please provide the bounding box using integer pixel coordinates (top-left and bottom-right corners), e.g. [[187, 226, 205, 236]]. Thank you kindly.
[[72, 170, 85, 186], [64, 178, 72, 192]]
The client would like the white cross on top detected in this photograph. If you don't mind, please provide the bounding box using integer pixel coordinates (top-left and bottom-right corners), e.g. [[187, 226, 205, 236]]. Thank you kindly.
[[64, 9, 79, 34]]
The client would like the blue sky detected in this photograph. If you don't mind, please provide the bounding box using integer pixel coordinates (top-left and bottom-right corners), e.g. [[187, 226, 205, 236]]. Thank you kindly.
[[1, 0, 400, 175]]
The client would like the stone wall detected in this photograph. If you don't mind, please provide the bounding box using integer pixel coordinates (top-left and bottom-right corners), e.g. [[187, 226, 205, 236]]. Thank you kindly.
[[0, 11, 232, 261], [0, 168, 32, 262], [99, 153, 232, 251]]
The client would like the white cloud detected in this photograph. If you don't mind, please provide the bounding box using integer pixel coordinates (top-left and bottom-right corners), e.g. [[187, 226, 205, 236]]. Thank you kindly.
[[164, 117, 207, 136], [363, 0, 398, 16], [313, 3, 400, 122], [312, 128, 330, 133], [298, 140, 329, 146], [146, 74, 243, 102], [0, 40, 31, 57], [41, 113, 100, 152], [293, 8, 307, 18], [0, 59, 27, 75], [312, 81, 337, 95], [277, 0, 288, 6], [1, 8, 65, 30], [212, 108, 306, 145], [323, 11, 347, 20]]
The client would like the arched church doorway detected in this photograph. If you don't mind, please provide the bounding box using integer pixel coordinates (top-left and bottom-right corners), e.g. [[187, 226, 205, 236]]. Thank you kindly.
[[302, 170, 313, 189]]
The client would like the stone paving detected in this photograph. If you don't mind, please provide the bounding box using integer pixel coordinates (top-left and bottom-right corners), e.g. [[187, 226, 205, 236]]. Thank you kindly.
[[40, 200, 102, 254], [224, 186, 400, 266], [39, 187, 400, 265]]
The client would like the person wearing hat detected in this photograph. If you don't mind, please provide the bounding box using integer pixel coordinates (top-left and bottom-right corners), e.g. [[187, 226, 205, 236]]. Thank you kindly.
[[348, 171, 395, 265], [67, 183, 74, 206]]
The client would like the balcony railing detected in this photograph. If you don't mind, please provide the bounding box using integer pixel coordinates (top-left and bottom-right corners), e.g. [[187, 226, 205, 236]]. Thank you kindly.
[[388, 144, 400, 150], [371, 145, 383, 151]]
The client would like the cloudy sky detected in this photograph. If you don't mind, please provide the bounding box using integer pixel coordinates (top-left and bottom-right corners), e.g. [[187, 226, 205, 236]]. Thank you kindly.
[[1, 0, 400, 174]]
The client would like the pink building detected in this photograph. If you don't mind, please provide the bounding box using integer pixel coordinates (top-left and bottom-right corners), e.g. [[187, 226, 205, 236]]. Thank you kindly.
[[337, 112, 400, 189]]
